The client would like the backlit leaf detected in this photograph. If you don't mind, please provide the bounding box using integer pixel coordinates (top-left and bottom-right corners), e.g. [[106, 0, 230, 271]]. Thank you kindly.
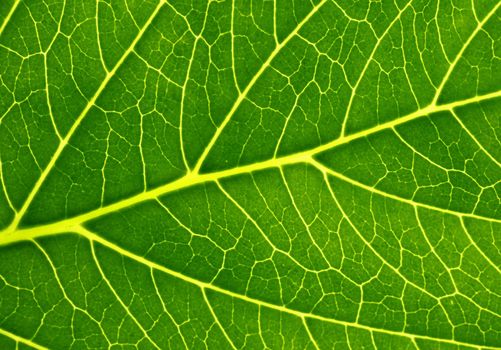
[[0, 0, 500, 348]]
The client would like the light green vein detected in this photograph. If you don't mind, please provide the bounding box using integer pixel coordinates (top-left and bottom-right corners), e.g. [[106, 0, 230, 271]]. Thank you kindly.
[[7, 0, 167, 232], [1, 91, 499, 248], [90, 241, 162, 350], [310, 159, 500, 223], [33, 240, 112, 346], [340, 0, 413, 136], [61, 226, 496, 350], [431, 2, 501, 106], [0, 0, 20, 36], [202, 288, 238, 350], [0, 327, 47, 350], [192, 0, 328, 174]]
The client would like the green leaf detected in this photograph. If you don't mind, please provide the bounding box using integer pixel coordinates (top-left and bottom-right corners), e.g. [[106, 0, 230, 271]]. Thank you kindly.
[[0, 0, 500, 348]]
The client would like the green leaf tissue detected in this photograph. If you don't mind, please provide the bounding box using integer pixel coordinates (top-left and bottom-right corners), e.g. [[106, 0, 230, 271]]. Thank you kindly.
[[0, 0, 500, 349]]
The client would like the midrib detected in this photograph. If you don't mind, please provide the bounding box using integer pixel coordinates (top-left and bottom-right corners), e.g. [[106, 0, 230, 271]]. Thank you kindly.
[[5, 0, 500, 242], [1, 89, 499, 246]]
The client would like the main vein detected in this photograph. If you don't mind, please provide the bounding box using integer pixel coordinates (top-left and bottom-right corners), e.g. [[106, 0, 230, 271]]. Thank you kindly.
[[1, 89, 499, 246], [3, 0, 501, 243]]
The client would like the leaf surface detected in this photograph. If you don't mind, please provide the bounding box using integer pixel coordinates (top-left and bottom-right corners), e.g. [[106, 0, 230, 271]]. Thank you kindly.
[[0, 0, 500, 349]]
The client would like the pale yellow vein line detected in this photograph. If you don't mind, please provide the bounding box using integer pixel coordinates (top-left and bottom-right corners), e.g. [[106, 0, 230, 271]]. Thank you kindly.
[[459, 217, 501, 274], [230, 0, 241, 93], [319, 90, 501, 156], [257, 306, 267, 347], [393, 127, 485, 191], [393, 127, 451, 173], [320, 170, 500, 344], [95, 0, 108, 73], [410, 337, 419, 350], [44, 52, 61, 141], [369, 332, 378, 350], [139, 111, 147, 191], [215, 180, 284, 301], [192, 0, 327, 174], [0, 97, 17, 124], [178, 40, 198, 171], [0, 0, 20, 36], [414, 207, 459, 294], [343, 325, 351, 349], [431, 2, 501, 106], [150, 269, 189, 350], [274, 89, 301, 157], [179, 1, 210, 171], [0, 152, 15, 212], [1, 91, 499, 246], [0, 153, 307, 243], [311, 160, 501, 223], [317, 160, 501, 317], [32, 240, 112, 345], [90, 240, 162, 350], [66, 226, 490, 350], [215, 179, 321, 274], [279, 167, 332, 268], [202, 288, 238, 350], [7, 0, 166, 232], [155, 198, 225, 250], [471, 0, 480, 23], [302, 318, 320, 350], [340, 0, 414, 136], [450, 109, 501, 168], [320, 169, 442, 302], [0, 328, 47, 350], [435, 0, 451, 65]]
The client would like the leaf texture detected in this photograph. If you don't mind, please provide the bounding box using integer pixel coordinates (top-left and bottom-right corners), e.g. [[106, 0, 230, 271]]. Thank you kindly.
[[0, 0, 500, 349]]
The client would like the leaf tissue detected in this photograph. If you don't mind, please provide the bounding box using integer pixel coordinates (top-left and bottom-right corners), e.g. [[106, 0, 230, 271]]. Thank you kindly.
[[0, 0, 500, 349]]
